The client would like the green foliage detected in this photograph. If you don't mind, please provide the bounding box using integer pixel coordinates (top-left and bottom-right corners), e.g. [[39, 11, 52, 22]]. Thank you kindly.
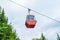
[[32, 33, 60, 40], [0, 6, 2, 13], [0, 6, 20, 40], [32, 33, 46, 40], [57, 33, 60, 40]]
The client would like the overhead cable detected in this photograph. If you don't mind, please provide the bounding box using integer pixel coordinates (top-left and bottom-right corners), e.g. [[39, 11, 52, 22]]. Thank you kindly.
[[8, 0, 60, 23]]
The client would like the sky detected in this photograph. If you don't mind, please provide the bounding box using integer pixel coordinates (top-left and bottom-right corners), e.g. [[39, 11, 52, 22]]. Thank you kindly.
[[0, 0, 60, 40]]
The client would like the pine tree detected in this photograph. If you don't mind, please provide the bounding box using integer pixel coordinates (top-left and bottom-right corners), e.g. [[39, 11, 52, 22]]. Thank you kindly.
[[32, 33, 46, 40], [0, 6, 20, 40], [40, 33, 46, 40], [0, 6, 2, 13], [57, 33, 60, 40]]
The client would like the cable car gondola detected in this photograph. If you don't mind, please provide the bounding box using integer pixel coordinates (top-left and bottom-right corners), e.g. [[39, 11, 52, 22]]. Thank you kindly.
[[25, 9, 37, 28]]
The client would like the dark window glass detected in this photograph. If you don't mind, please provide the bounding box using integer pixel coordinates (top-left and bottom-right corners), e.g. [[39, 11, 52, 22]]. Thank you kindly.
[[26, 15, 34, 20]]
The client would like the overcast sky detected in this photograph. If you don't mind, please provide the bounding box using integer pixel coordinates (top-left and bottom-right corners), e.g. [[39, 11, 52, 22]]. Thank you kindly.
[[0, 0, 60, 40]]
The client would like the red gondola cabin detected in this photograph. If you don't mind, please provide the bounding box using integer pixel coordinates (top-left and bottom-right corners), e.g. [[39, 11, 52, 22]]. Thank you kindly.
[[25, 15, 37, 28]]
